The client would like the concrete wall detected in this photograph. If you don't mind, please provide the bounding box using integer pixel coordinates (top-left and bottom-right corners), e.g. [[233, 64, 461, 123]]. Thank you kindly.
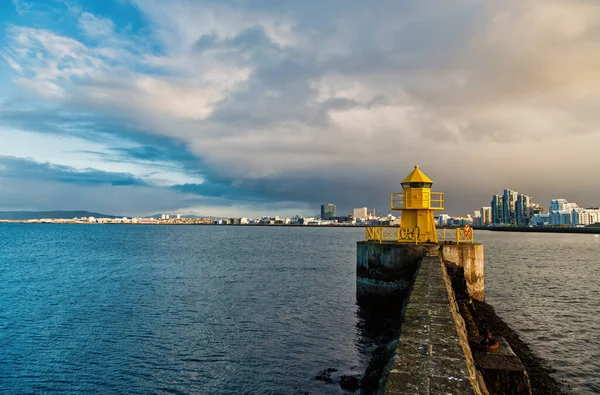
[[356, 242, 439, 296], [440, 243, 485, 302]]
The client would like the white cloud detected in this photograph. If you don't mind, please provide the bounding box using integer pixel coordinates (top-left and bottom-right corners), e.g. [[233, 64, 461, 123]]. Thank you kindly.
[[0, 128, 204, 186], [11, 0, 32, 16], [78, 12, 115, 38]]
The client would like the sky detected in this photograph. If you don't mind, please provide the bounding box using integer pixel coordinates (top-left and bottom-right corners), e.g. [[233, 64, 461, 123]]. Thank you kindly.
[[1, 0, 599, 217]]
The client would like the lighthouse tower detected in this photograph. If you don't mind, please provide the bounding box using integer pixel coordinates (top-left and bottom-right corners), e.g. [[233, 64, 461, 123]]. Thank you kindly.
[[391, 165, 444, 243]]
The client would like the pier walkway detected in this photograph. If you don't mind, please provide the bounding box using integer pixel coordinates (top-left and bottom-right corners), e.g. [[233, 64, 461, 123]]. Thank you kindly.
[[383, 255, 482, 394]]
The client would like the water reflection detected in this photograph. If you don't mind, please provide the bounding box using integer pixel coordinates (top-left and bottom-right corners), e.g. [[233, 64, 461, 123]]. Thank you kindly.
[[355, 291, 408, 394]]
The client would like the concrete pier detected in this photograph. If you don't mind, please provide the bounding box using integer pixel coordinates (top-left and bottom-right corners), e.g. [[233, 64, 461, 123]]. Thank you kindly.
[[357, 165, 534, 393], [382, 255, 485, 394], [356, 242, 439, 296], [440, 243, 485, 302], [357, 241, 532, 394]]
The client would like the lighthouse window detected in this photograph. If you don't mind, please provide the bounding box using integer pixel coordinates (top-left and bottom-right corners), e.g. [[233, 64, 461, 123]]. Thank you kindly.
[[402, 182, 433, 188]]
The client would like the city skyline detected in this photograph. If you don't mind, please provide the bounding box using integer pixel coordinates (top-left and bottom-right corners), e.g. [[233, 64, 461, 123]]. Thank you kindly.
[[4, 185, 597, 221], [2, 1, 600, 217]]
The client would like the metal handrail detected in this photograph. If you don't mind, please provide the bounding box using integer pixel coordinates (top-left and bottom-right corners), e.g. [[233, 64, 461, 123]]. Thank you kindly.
[[390, 192, 444, 210], [365, 226, 422, 244], [364, 226, 474, 244], [437, 227, 474, 244]]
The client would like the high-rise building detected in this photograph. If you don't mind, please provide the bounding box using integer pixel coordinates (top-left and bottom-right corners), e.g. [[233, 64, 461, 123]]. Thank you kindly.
[[503, 189, 518, 225], [516, 194, 532, 225], [437, 214, 450, 226], [549, 199, 568, 212], [353, 207, 368, 220], [480, 207, 492, 225], [491, 195, 503, 224], [550, 199, 578, 212], [321, 203, 336, 220], [491, 190, 538, 225]]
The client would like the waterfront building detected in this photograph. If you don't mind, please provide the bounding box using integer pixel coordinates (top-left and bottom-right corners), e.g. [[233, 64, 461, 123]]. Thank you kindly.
[[516, 194, 533, 226], [321, 203, 336, 220], [550, 210, 573, 226], [490, 191, 538, 225], [549, 199, 568, 212], [502, 189, 518, 225], [353, 207, 368, 220], [549, 198, 580, 226], [491, 195, 503, 224], [480, 207, 492, 225], [530, 213, 550, 226], [437, 214, 450, 226], [571, 208, 600, 226]]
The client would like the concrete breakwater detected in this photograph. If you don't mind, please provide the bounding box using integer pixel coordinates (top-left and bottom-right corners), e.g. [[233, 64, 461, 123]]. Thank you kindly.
[[477, 226, 600, 234], [357, 241, 565, 394]]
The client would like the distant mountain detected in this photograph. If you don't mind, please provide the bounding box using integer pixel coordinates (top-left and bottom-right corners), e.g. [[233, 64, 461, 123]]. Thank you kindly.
[[0, 211, 120, 220]]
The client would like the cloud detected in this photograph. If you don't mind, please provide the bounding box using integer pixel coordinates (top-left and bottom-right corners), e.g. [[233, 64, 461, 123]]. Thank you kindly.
[[2, 0, 600, 215], [0, 155, 148, 186], [0, 127, 205, 187], [11, 0, 33, 16], [78, 12, 115, 38]]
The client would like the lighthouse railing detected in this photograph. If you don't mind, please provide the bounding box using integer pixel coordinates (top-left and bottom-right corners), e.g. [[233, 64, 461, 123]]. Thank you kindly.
[[365, 226, 421, 244], [436, 228, 474, 244], [390, 193, 404, 210], [430, 192, 444, 210]]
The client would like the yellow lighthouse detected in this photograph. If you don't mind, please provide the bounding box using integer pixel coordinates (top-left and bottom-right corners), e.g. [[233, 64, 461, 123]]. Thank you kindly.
[[391, 165, 444, 243]]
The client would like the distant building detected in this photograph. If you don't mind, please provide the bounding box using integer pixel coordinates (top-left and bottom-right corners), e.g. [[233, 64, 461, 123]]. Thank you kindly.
[[437, 214, 450, 226], [491, 190, 537, 225], [480, 207, 492, 225], [177, 214, 181, 219], [550, 199, 578, 213], [549, 198, 580, 226], [549, 199, 568, 212], [503, 189, 518, 225], [491, 195, 503, 224], [321, 203, 336, 220], [353, 207, 368, 220], [572, 208, 600, 226], [516, 194, 533, 226], [530, 213, 550, 226], [550, 210, 573, 226]]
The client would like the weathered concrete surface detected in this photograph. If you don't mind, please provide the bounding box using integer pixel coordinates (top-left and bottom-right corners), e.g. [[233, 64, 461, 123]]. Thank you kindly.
[[472, 337, 532, 394], [440, 243, 485, 302], [356, 242, 439, 296], [382, 256, 487, 394]]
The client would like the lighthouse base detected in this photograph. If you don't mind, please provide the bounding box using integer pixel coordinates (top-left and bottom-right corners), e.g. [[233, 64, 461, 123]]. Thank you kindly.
[[356, 241, 439, 297]]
